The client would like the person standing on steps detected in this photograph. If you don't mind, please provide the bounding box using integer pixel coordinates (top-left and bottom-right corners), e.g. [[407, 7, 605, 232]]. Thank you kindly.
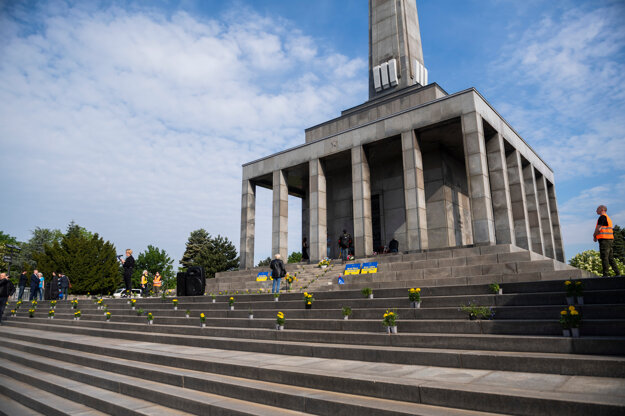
[[302, 237, 309, 262], [18, 270, 28, 300], [270, 254, 286, 294], [38, 272, 45, 300], [389, 237, 399, 253], [120, 249, 135, 297], [0, 272, 15, 325], [140, 270, 149, 297], [338, 229, 351, 261], [59, 272, 69, 300], [29, 269, 39, 301], [594, 205, 621, 277], [153, 272, 162, 296]]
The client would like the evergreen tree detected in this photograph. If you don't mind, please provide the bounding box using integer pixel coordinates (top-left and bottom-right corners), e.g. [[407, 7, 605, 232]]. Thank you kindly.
[[0, 231, 19, 277], [132, 245, 175, 287], [257, 257, 272, 267], [288, 252, 302, 263], [35, 222, 120, 295], [613, 225, 625, 264], [180, 230, 239, 278]]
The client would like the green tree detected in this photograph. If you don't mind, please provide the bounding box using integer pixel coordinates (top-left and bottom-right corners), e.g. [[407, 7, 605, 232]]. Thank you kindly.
[[132, 245, 174, 288], [180, 230, 239, 278], [569, 250, 625, 277], [613, 225, 625, 264], [35, 222, 120, 295], [14, 227, 63, 274], [288, 251, 302, 263], [257, 257, 271, 267], [0, 231, 19, 277]]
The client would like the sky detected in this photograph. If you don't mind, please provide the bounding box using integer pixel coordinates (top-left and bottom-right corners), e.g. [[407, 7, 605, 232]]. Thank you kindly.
[[1, 0, 624, 267]]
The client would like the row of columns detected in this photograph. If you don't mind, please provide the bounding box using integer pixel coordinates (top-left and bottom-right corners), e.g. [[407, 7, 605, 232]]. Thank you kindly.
[[239, 114, 564, 268]]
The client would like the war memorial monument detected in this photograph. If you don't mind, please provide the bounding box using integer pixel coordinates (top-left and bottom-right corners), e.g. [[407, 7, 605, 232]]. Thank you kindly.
[[239, 0, 564, 268], [1, 1, 623, 415]]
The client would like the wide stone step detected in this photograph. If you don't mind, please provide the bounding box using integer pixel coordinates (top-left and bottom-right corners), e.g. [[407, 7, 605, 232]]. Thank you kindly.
[[5, 320, 624, 376], [0, 388, 70, 416], [0, 338, 504, 416], [0, 357, 195, 416], [3, 327, 625, 416]]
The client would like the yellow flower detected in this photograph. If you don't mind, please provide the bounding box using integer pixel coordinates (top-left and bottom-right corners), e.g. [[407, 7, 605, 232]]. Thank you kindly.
[[569, 305, 575, 311], [565, 281, 571, 285], [229, 297, 234, 300], [383, 313, 388, 318], [416, 288, 421, 292], [304, 292, 308, 296], [307, 302, 311, 305], [560, 310, 567, 315], [409, 288, 415, 293], [200, 313, 205, 318], [571, 310, 579, 316], [576, 281, 582, 285]]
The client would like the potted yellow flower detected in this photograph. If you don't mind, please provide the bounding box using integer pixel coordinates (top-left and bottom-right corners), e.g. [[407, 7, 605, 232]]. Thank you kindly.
[[49, 309, 55, 319], [303, 292, 314, 309], [276, 311, 285, 330], [10, 309, 16, 317], [147, 312, 154, 325], [130, 298, 137, 310], [200, 313, 206, 327], [560, 305, 581, 337], [408, 288, 421, 308], [50, 300, 57, 309], [382, 309, 398, 334], [28, 308, 35, 318], [564, 281, 575, 305], [172, 299, 178, 310], [74, 310, 81, 320], [228, 297, 235, 310], [105, 311, 111, 321]]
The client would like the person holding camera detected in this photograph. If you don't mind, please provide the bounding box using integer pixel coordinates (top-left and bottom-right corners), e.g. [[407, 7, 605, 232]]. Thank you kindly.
[[270, 254, 286, 294], [119, 249, 135, 297]]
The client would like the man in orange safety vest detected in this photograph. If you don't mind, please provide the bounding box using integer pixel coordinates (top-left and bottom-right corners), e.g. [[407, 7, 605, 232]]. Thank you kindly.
[[593, 205, 620, 277]]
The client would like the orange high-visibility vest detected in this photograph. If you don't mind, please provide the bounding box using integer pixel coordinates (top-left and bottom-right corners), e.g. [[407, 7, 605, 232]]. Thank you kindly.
[[153, 275, 162, 287], [141, 274, 148, 285], [596, 214, 614, 240]]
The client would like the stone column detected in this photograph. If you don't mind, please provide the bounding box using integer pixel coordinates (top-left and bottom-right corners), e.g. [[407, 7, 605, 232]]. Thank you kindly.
[[309, 159, 327, 262], [486, 133, 515, 245], [272, 170, 288, 260], [523, 165, 544, 256], [240, 179, 256, 269], [547, 182, 565, 262], [352, 146, 373, 257], [536, 174, 556, 259], [506, 150, 532, 250], [461, 112, 496, 244], [401, 130, 428, 251]]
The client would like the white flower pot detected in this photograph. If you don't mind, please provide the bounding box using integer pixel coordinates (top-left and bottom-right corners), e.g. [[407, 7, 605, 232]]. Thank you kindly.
[[562, 329, 571, 337], [248, 314, 254, 319], [498, 289, 503, 295], [274, 297, 279, 302], [386, 326, 391, 333], [174, 306, 178, 311], [230, 306, 234, 311], [411, 301, 421, 308], [321, 265, 327, 270], [185, 315, 190, 318], [132, 306, 135, 310], [368, 294, 374, 299], [577, 296, 584, 305], [148, 320, 153, 325], [571, 328, 580, 338], [278, 325, 284, 330], [566, 296, 574, 305], [49, 316, 54, 319], [201, 323, 206, 327], [212, 299, 216, 303], [391, 326, 398, 334], [343, 315, 349, 320]]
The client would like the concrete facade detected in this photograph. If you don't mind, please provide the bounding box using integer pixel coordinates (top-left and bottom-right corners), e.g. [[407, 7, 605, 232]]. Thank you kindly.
[[239, 0, 564, 268]]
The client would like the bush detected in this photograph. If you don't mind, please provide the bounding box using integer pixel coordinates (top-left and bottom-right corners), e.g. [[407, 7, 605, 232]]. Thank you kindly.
[[569, 250, 624, 277], [288, 252, 302, 263]]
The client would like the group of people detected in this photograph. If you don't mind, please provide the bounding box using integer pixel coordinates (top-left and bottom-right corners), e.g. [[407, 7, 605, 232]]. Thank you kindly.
[[17, 270, 70, 301], [120, 248, 162, 297]]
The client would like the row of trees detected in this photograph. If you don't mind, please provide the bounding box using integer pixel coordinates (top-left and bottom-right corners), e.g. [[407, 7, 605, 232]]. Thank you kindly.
[[0, 223, 240, 295]]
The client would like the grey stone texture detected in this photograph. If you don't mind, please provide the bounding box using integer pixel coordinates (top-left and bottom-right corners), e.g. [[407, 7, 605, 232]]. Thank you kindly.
[[239, 180, 256, 269], [523, 164, 545, 256], [272, 170, 288, 260]]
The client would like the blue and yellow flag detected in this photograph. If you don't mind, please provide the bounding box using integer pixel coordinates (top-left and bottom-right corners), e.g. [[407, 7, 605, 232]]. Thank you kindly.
[[361, 262, 378, 274], [344, 263, 362, 275], [256, 272, 270, 281]]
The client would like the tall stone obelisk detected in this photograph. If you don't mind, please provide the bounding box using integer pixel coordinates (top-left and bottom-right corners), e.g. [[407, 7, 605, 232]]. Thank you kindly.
[[369, 0, 428, 99]]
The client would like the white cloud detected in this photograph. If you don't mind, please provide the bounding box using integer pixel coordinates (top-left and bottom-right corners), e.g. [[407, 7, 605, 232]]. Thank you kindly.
[[0, 1, 367, 264]]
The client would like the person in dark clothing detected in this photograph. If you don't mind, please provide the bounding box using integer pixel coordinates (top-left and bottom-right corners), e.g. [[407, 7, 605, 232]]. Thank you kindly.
[[302, 237, 309, 262], [120, 249, 135, 297], [18, 271, 28, 300], [59, 273, 69, 300], [269, 254, 286, 294], [594, 205, 621, 277], [29, 269, 39, 301], [389, 238, 399, 253], [0, 272, 14, 324], [50, 272, 59, 300], [338, 230, 351, 261]]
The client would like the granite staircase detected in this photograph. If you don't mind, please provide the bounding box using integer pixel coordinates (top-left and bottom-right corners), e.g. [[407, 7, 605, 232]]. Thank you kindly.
[[1, 275, 624, 415]]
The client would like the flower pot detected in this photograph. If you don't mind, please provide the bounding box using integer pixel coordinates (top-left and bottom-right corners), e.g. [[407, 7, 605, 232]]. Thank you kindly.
[[577, 296, 584, 305], [571, 327, 580, 338], [248, 314, 254, 319], [305, 304, 312, 310], [385, 326, 391, 334], [174, 306, 178, 311], [230, 306, 234, 311], [49, 316, 54, 319], [321, 265, 327, 270], [343, 315, 349, 320], [148, 320, 153, 325], [562, 329, 571, 337], [185, 315, 190, 318], [278, 325, 284, 330], [368, 294, 373, 299], [498, 289, 503, 295], [411, 301, 421, 308], [201, 323, 206, 328], [566, 296, 574, 305], [469, 314, 476, 320], [391, 326, 398, 334], [212, 299, 216, 303], [274, 297, 279, 302], [132, 306, 135, 310]]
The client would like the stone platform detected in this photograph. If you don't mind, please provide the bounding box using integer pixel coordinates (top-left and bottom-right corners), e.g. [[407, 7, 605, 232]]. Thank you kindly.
[[1, 266, 624, 415]]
